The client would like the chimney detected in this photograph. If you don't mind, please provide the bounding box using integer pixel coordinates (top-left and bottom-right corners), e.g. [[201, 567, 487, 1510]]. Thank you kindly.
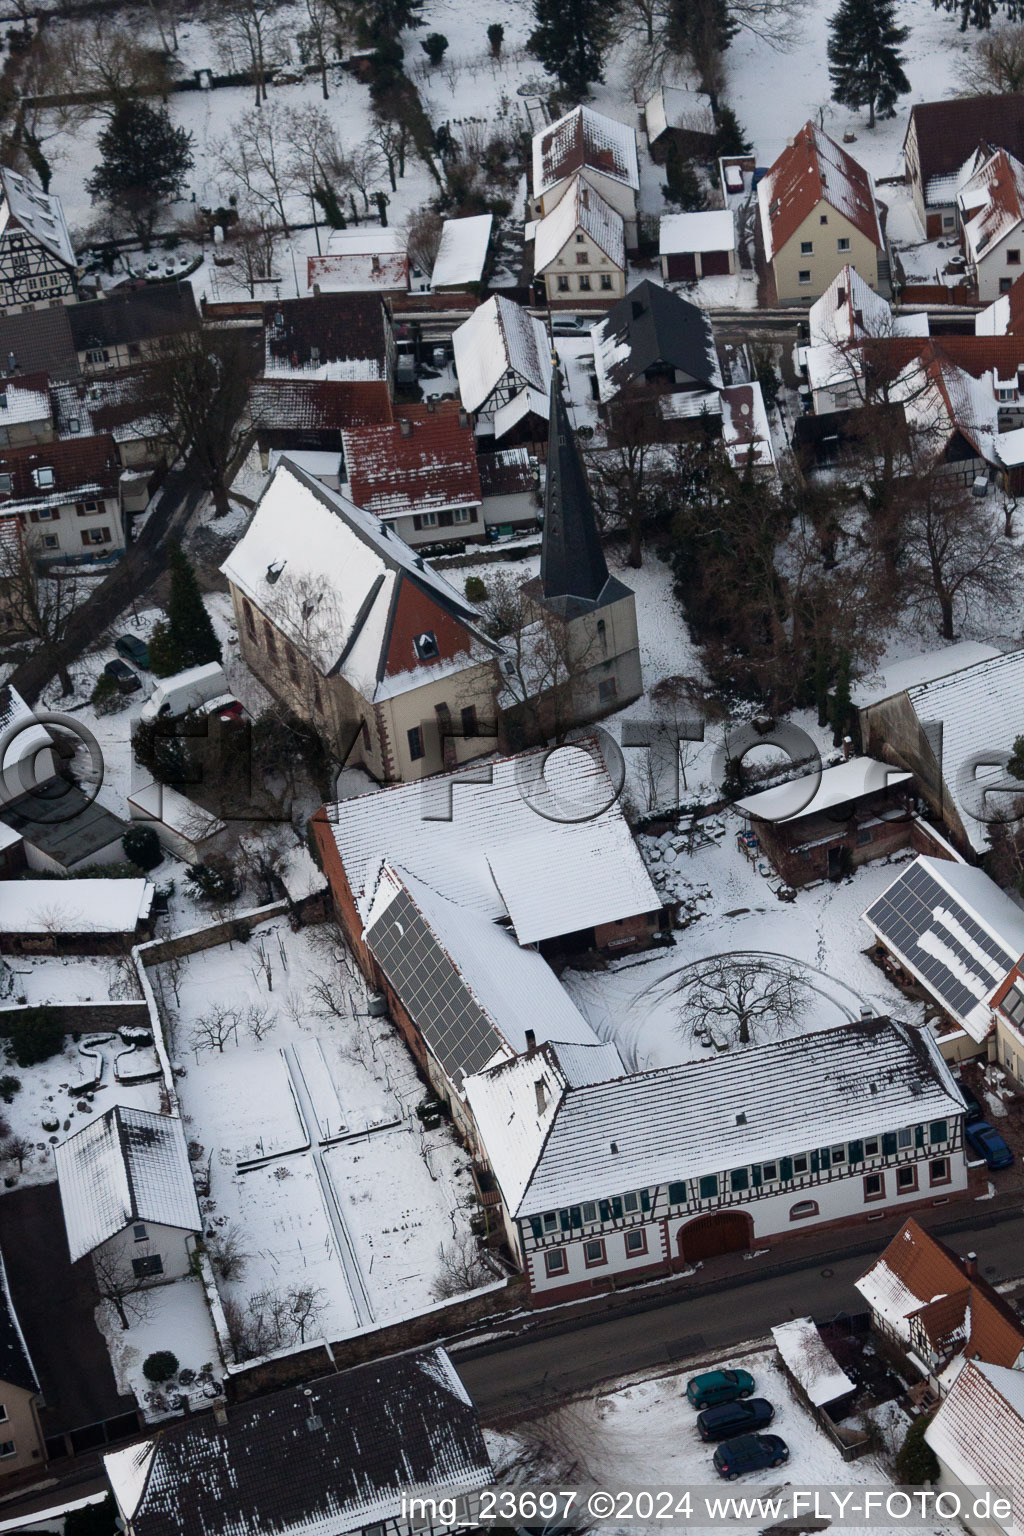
[[965, 1251, 978, 1277], [524, 1028, 537, 1054], [610, 1140, 619, 1154], [427, 398, 436, 413], [535, 1078, 547, 1114], [399, 417, 412, 436], [458, 407, 468, 429]]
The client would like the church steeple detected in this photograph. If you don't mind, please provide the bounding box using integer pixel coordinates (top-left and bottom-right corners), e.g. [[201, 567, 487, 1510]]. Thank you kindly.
[[540, 369, 610, 611]]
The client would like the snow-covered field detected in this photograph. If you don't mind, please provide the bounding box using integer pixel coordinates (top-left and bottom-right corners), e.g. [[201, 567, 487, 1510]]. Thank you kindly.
[[152, 914, 481, 1351]]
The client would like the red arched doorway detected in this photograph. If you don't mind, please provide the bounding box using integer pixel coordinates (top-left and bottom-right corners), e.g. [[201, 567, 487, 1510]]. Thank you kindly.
[[677, 1210, 753, 1263]]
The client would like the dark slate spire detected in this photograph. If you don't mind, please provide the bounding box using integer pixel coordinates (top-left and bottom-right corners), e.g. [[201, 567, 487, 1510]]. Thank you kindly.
[[540, 369, 610, 606]]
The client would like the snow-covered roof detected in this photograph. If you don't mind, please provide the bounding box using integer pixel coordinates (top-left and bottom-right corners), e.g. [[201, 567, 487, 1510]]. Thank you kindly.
[[893, 344, 1001, 466], [364, 863, 611, 1090], [850, 641, 1001, 707], [0, 168, 75, 268], [735, 758, 911, 825], [902, 645, 1024, 851], [220, 461, 496, 698], [0, 683, 54, 776], [976, 271, 1024, 336], [453, 296, 553, 416], [926, 1360, 1024, 1536], [533, 106, 639, 200], [492, 386, 549, 440], [758, 122, 883, 262], [644, 86, 715, 145], [807, 265, 928, 351], [772, 1318, 855, 1407], [592, 280, 721, 403], [324, 739, 662, 938], [958, 148, 1024, 267], [0, 374, 50, 429], [267, 448, 341, 479], [659, 211, 734, 255], [719, 381, 774, 469], [0, 878, 153, 934], [308, 228, 409, 294], [103, 1347, 493, 1536], [534, 176, 626, 274], [341, 413, 480, 518], [473, 1016, 962, 1218], [431, 214, 493, 289], [128, 778, 225, 844], [863, 855, 1024, 1040], [0, 1250, 38, 1396], [54, 1106, 200, 1263]]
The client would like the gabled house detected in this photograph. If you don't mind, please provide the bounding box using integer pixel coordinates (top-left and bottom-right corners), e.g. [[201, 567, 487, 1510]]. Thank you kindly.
[[0, 1249, 45, 1481], [0, 434, 124, 561], [659, 211, 735, 282], [926, 1360, 1024, 1536], [891, 341, 1001, 479], [341, 406, 483, 548], [307, 226, 409, 295], [758, 122, 884, 304], [531, 105, 640, 247], [802, 263, 929, 413], [263, 294, 395, 391], [466, 1017, 969, 1303], [452, 295, 552, 442], [957, 148, 1024, 302], [250, 377, 393, 463], [533, 176, 626, 305], [977, 270, 1024, 335], [50, 374, 171, 485], [221, 459, 501, 782], [0, 170, 76, 316], [862, 854, 1024, 1057], [54, 1106, 201, 1280], [856, 1220, 1024, 1391], [104, 1347, 493, 1536], [904, 94, 1024, 237], [591, 280, 722, 406], [68, 284, 197, 375]]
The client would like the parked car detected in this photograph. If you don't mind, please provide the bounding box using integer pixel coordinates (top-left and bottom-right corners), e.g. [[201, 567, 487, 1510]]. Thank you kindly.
[[957, 1078, 984, 1124], [713, 1434, 789, 1479], [697, 1399, 774, 1442], [686, 1370, 755, 1410], [114, 634, 150, 669], [965, 1120, 1015, 1170], [103, 658, 142, 694]]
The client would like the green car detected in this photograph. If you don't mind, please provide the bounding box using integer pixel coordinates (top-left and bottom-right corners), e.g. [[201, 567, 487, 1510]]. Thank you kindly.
[[114, 634, 150, 669], [686, 1369, 755, 1410]]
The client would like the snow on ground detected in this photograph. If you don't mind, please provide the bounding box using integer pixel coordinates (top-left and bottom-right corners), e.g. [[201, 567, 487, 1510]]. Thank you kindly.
[[154, 914, 480, 1349], [0, 955, 123, 1009], [96, 1276, 223, 1423]]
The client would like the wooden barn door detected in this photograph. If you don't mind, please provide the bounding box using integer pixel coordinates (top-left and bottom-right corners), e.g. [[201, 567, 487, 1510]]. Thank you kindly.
[[677, 1210, 752, 1262]]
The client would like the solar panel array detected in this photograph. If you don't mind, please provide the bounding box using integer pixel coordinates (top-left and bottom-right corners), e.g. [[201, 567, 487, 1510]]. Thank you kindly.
[[864, 860, 1009, 1022], [366, 886, 499, 1087]]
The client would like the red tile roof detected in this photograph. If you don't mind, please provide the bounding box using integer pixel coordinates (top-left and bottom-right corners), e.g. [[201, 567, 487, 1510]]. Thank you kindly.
[[960, 149, 1024, 262], [907, 94, 1024, 196], [759, 121, 883, 259], [0, 434, 119, 507], [250, 379, 394, 431], [342, 414, 481, 518], [263, 294, 391, 372], [864, 334, 1024, 380]]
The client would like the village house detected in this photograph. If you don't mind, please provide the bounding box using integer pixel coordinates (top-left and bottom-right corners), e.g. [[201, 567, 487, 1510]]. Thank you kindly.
[[307, 226, 410, 295], [801, 263, 929, 414], [659, 211, 736, 282], [452, 294, 552, 444], [0, 878, 153, 955], [591, 280, 722, 409], [103, 1347, 493, 1536], [68, 284, 197, 376], [643, 86, 716, 165], [891, 342, 1001, 484], [431, 214, 493, 293], [926, 1360, 1024, 1536], [477, 447, 540, 534], [48, 373, 170, 480], [957, 148, 1024, 302], [856, 1220, 1024, 1393], [855, 643, 1024, 856], [263, 293, 396, 392], [0, 434, 125, 562], [531, 105, 640, 248], [341, 403, 483, 549], [0, 171, 77, 317], [862, 855, 1024, 1062], [249, 377, 393, 464], [734, 757, 921, 886], [465, 1017, 969, 1303], [0, 1251, 45, 1483], [0, 305, 79, 381], [977, 269, 1024, 334], [221, 458, 502, 783], [903, 94, 1024, 237], [54, 1106, 201, 1282], [758, 123, 885, 304], [532, 176, 627, 306]]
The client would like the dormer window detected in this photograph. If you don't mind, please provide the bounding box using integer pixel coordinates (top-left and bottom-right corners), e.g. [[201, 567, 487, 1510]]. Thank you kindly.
[[34, 466, 54, 489], [414, 630, 439, 660]]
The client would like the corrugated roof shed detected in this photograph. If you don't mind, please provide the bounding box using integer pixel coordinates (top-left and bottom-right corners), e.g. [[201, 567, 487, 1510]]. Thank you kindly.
[[104, 1346, 493, 1536], [54, 1106, 200, 1263]]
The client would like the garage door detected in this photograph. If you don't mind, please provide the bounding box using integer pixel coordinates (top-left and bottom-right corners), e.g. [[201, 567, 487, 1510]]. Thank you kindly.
[[677, 1210, 752, 1262], [666, 253, 698, 281], [701, 250, 732, 276]]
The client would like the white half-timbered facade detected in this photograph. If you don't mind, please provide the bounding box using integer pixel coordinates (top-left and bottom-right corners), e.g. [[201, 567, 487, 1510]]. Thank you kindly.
[[0, 171, 77, 316], [452, 295, 553, 439]]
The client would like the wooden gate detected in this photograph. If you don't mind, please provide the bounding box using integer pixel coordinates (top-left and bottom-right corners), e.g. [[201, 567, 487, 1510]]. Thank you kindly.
[[677, 1210, 753, 1262]]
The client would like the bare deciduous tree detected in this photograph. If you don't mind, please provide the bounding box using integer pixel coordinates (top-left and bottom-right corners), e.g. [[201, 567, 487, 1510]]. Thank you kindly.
[[675, 957, 810, 1046], [480, 572, 597, 747], [92, 1249, 156, 1330], [218, 103, 296, 231], [337, 138, 386, 216], [584, 392, 663, 568], [430, 1232, 497, 1300], [244, 1001, 276, 1041], [963, 26, 1024, 94], [208, 0, 287, 105], [0, 536, 85, 695], [143, 324, 254, 516], [208, 1223, 248, 1280], [298, 0, 335, 97], [2, 1133, 31, 1171], [404, 204, 444, 272], [901, 476, 1019, 640], [232, 216, 281, 296], [191, 1003, 240, 1056], [53, 19, 177, 116], [225, 1282, 328, 1358]]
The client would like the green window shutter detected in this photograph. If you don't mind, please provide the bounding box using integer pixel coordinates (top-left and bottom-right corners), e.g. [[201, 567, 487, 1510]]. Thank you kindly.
[[699, 1174, 718, 1199], [915, 1124, 925, 1148], [820, 1148, 831, 1170], [559, 1209, 570, 1232], [599, 1199, 611, 1221], [730, 1168, 749, 1192], [570, 1205, 582, 1228], [780, 1156, 793, 1181], [930, 1120, 948, 1144], [848, 1139, 864, 1164], [640, 1190, 651, 1212], [668, 1181, 686, 1204], [529, 1216, 542, 1240], [751, 1164, 763, 1187], [611, 1196, 623, 1219], [810, 1150, 820, 1173], [882, 1131, 897, 1155]]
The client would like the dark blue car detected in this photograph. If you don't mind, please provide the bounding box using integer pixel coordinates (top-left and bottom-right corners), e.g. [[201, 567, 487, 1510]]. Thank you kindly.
[[957, 1079, 984, 1124], [713, 1434, 789, 1479], [697, 1399, 774, 1442], [965, 1120, 1014, 1170]]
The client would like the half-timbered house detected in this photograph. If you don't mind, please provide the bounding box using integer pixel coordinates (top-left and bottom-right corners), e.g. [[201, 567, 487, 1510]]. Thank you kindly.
[[0, 171, 77, 316]]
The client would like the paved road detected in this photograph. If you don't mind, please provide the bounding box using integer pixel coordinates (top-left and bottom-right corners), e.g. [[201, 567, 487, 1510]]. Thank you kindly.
[[453, 1210, 1024, 1422]]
